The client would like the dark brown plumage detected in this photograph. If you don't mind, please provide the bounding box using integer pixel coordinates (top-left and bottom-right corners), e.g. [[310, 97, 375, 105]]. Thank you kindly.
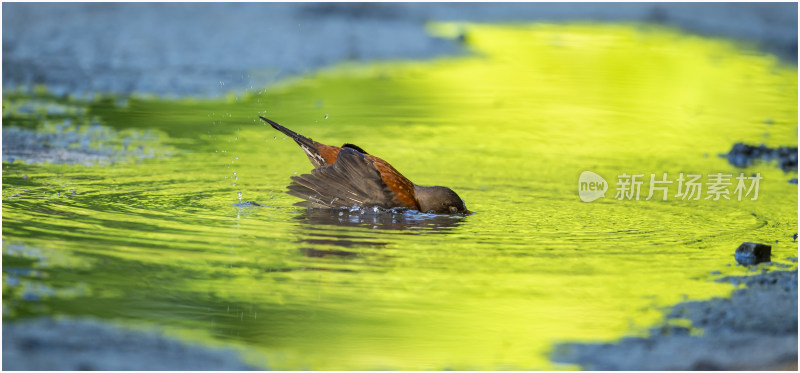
[[260, 116, 468, 214]]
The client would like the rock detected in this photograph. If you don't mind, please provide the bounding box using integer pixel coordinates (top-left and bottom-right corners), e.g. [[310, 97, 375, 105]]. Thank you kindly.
[[734, 242, 772, 265], [723, 143, 798, 172]]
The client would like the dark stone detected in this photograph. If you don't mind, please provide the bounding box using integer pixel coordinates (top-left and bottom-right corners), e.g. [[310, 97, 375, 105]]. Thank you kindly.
[[789, 178, 798, 184], [723, 143, 798, 172], [734, 242, 772, 265]]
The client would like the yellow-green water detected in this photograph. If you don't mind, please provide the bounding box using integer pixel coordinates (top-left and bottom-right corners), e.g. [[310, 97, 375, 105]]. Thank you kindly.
[[3, 23, 797, 370]]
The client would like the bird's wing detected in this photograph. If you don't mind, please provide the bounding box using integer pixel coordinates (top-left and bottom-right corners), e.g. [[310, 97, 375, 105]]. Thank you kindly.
[[286, 147, 397, 208], [368, 155, 420, 210]]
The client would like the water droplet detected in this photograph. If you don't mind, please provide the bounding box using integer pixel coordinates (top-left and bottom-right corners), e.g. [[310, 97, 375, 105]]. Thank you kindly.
[[235, 136, 238, 140], [233, 172, 237, 175], [238, 191, 242, 202], [324, 114, 329, 119], [235, 156, 239, 160]]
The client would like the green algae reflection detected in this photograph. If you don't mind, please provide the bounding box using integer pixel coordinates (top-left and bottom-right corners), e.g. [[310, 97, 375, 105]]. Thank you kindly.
[[3, 23, 797, 370]]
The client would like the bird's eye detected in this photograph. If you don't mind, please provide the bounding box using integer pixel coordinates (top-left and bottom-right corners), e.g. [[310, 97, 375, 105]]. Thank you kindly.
[[448, 206, 458, 214]]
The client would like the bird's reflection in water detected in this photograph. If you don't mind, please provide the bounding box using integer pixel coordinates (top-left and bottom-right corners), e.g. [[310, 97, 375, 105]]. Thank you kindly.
[[293, 207, 468, 260], [297, 234, 388, 259]]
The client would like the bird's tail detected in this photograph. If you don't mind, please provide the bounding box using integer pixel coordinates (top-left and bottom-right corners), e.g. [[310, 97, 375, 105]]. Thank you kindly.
[[260, 116, 316, 149], [260, 116, 333, 168]]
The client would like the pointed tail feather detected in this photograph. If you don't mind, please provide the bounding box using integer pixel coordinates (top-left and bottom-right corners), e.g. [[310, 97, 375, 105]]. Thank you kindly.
[[260, 116, 332, 167], [260, 116, 315, 146]]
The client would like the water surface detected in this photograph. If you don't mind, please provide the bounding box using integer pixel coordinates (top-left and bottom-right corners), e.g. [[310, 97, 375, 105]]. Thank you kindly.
[[3, 23, 797, 369]]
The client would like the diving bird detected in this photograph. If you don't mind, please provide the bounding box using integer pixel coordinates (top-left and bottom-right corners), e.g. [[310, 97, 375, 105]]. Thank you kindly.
[[260, 116, 469, 214]]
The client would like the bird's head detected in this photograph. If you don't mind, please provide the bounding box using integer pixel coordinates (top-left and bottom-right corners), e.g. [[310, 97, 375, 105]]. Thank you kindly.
[[416, 185, 470, 215]]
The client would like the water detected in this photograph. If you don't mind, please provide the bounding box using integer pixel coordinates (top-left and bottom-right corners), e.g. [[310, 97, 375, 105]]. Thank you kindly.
[[3, 23, 797, 369]]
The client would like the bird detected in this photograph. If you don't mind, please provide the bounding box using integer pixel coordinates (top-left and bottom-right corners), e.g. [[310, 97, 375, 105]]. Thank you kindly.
[[260, 116, 469, 214]]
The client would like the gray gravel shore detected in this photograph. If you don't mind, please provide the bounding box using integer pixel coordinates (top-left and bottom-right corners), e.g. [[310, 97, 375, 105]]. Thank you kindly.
[[3, 3, 797, 98], [6, 269, 796, 371], [2, 318, 259, 370], [552, 267, 798, 370]]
